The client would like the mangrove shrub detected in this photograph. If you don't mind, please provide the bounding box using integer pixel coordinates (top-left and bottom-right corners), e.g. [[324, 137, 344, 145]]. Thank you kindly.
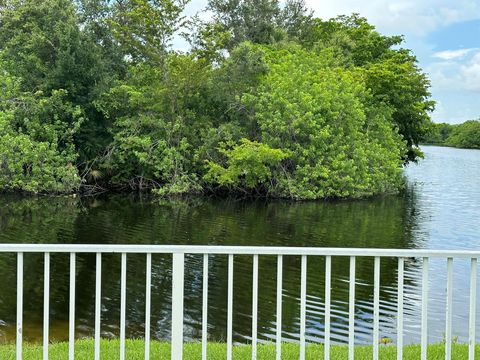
[[0, 0, 434, 198]]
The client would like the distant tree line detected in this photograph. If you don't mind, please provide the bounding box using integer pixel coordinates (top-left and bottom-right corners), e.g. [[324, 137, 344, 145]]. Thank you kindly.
[[0, 0, 435, 198], [424, 120, 480, 149]]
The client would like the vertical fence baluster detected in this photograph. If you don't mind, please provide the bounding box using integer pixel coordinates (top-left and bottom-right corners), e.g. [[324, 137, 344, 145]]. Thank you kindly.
[[202, 254, 209, 360], [276, 255, 283, 360], [94, 253, 102, 360], [421, 257, 429, 360], [469, 258, 477, 360], [373, 257, 380, 360], [120, 253, 127, 360], [252, 254, 259, 359], [300, 255, 307, 360], [227, 254, 234, 360], [69, 253, 76, 360], [172, 253, 185, 360], [145, 253, 152, 360], [7, 246, 480, 360], [445, 258, 453, 360], [397, 258, 404, 360], [43, 252, 50, 360], [16, 252, 23, 360], [9, 247, 480, 360], [325, 256, 331, 360], [348, 256, 356, 360]]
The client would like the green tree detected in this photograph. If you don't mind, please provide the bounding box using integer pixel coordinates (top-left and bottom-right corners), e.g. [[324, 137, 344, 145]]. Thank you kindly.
[[109, 0, 189, 64], [0, 0, 434, 198], [423, 122, 454, 144], [0, 0, 118, 163], [0, 54, 82, 193], [205, 138, 287, 192], [297, 15, 403, 66], [445, 120, 480, 149], [203, 0, 310, 51], [364, 51, 434, 161], [0, 93, 81, 193], [95, 54, 212, 194], [208, 42, 269, 136], [278, 0, 313, 40], [205, 44, 405, 199], [293, 15, 434, 161], [207, 0, 281, 49]]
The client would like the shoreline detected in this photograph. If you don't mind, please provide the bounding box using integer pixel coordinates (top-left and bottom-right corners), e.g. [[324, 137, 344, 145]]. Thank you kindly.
[[420, 143, 480, 150]]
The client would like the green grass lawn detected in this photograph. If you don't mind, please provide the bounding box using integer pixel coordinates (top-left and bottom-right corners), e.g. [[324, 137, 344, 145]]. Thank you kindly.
[[0, 339, 478, 359]]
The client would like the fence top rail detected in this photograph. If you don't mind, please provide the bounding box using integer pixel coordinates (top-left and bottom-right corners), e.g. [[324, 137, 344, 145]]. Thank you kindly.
[[0, 244, 479, 257]]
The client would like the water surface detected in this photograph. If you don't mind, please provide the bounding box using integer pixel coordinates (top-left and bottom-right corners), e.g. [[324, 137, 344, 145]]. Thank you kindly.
[[0, 145, 479, 346]]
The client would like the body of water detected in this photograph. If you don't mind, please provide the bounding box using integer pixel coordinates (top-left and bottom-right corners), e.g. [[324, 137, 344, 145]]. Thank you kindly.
[[0, 145, 479, 346]]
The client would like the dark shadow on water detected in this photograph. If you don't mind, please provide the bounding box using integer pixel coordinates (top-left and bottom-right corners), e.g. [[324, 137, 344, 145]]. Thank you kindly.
[[0, 190, 423, 345]]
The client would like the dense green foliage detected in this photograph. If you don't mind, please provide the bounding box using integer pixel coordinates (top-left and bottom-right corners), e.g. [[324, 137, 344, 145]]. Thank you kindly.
[[0, 0, 434, 198], [424, 120, 480, 149], [424, 122, 455, 145]]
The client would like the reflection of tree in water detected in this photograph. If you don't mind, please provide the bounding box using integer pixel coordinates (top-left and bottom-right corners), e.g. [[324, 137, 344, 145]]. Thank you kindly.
[[0, 191, 422, 344]]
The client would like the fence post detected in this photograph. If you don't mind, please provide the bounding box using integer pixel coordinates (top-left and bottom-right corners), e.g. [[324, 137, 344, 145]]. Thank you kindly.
[[171, 253, 185, 360], [16, 252, 23, 360]]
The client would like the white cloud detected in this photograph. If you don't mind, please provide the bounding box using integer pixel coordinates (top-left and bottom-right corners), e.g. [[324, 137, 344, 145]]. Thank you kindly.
[[433, 48, 478, 60], [460, 52, 480, 92], [183, 0, 208, 17], [427, 49, 480, 93], [431, 101, 478, 123], [427, 62, 458, 88], [305, 0, 480, 36]]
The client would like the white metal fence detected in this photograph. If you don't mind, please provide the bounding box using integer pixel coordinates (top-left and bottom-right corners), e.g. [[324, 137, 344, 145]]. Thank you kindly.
[[0, 244, 479, 360]]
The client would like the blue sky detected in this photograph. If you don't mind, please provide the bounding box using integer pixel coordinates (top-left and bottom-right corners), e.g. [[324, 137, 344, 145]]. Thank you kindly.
[[176, 0, 480, 124]]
